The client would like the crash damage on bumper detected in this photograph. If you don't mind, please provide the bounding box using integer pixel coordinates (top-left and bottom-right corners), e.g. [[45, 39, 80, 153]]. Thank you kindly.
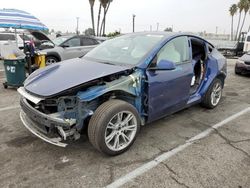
[[18, 70, 144, 147]]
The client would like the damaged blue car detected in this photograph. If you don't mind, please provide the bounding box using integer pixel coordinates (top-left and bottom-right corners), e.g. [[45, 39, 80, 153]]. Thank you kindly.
[[18, 32, 227, 155]]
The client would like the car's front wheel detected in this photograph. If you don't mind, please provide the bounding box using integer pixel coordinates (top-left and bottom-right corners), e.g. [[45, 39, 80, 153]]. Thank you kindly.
[[201, 78, 223, 109], [88, 100, 140, 156]]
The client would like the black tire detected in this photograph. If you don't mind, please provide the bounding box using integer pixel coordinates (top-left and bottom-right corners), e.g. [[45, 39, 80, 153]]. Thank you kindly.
[[3, 82, 7, 89], [235, 68, 241, 75], [201, 78, 223, 109], [45, 56, 58, 65], [88, 99, 140, 156]]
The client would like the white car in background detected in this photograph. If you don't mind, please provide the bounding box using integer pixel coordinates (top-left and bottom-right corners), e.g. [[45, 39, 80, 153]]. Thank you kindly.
[[0, 32, 30, 49]]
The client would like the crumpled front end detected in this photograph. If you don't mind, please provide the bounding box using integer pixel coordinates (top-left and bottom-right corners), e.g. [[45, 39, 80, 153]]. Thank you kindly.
[[18, 69, 145, 147], [18, 87, 83, 147]]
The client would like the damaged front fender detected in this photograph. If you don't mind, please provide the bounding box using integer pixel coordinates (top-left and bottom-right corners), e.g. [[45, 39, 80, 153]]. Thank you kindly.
[[77, 71, 143, 102]]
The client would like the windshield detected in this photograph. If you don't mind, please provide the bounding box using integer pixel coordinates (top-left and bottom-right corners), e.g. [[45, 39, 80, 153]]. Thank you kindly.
[[52, 36, 72, 45], [85, 34, 164, 65]]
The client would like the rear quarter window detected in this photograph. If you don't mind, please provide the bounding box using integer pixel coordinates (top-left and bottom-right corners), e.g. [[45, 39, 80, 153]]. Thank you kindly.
[[0, 34, 15, 41], [83, 38, 98, 46]]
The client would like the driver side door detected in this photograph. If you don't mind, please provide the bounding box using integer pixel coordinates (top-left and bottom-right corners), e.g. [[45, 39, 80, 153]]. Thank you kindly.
[[146, 36, 193, 122]]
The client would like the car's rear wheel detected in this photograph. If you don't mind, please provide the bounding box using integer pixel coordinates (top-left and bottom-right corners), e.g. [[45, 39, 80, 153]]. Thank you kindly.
[[88, 100, 140, 156], [201, 78, 223, 109], [46, 56, 58, 65]]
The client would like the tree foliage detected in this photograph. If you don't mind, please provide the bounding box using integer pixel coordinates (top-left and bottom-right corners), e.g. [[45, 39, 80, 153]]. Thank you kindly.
[[229, 0, 250, 41], [85, 28, 95, 36], [164, 27, 173, 32], [106, 31, 120, 37]]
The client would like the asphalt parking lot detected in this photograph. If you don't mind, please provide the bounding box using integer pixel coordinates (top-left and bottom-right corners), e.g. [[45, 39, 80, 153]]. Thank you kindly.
[[0, 59, 249, 188]]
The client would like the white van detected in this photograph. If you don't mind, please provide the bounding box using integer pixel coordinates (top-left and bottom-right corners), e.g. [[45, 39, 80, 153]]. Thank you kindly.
[[243, 32, 250, 52]]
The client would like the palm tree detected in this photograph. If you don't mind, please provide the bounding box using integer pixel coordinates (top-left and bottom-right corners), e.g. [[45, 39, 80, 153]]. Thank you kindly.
[[229, 4, 238, 41], [235, 0, 245, 40], [238, 0, 250, 40], [99, 0, 108, 36], [89, 0, 96, 36], [96, 1, 102, 36], [99, 0, 112, 36], [247, 0, 250, 32]]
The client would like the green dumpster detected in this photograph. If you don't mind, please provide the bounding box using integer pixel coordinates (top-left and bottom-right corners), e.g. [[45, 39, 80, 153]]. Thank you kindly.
[[3, 58, 26, 89]]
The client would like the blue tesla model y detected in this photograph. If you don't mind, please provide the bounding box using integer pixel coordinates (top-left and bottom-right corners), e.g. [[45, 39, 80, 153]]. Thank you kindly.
[[18, 32, 227, 155]]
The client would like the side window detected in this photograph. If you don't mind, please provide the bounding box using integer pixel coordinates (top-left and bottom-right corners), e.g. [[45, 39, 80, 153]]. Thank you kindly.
[[83, 38, 97, 46], [156, 36, 189, 65], [63, 37, 81, 47], [247, 36, 250, 42], [19, 34, 30, 41], [0, 34, 15, 41]]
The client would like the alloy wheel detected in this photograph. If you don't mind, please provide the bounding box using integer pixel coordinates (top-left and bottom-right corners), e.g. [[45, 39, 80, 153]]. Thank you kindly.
[[211, 82, 222, 106], [104, 111, 137, 152]]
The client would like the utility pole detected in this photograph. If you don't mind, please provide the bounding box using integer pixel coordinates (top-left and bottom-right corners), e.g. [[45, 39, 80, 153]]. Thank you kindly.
[[150, 25, 152, 32], [216, 26, 218, 35], [76, 17, 79, 35], [156, 22, 159, 31], [132, 14, 136, 33]]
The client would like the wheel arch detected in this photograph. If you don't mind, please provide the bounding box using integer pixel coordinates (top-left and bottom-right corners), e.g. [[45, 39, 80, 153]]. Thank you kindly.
[[216, 72, 226, 88], [46, 52, 61, 61], [82, 89, 139, 118], [80, 90, 142, 132]]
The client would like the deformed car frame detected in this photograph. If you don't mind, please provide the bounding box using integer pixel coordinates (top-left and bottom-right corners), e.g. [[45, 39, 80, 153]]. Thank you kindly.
[[18, 32, 227, 155]]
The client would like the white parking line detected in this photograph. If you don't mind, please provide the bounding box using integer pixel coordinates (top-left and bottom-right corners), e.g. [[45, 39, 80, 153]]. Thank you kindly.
[[0, 105, 20, 112], [0, 69, 4, 72], [106, 107, 250, 188]]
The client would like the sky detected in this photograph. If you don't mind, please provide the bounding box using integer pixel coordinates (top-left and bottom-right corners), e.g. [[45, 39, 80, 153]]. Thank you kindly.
[[1, 0, 248, 34]]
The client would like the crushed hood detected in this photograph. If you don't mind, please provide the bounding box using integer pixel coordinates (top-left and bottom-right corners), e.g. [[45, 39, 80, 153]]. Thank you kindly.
[[24, 58, 130, 97]]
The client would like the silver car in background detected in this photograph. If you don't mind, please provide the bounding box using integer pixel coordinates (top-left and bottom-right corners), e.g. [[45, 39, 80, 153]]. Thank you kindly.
[[41, 35, 101, 65]]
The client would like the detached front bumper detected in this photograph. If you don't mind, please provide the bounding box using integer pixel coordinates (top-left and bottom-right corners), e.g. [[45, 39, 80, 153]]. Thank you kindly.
[[19, 97, 77, 147], [20, 110, 67, 147]]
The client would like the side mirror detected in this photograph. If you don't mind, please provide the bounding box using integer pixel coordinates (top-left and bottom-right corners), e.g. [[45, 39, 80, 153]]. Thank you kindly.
[[156, 59, 176, 70], [60, 44, 69, 48]]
